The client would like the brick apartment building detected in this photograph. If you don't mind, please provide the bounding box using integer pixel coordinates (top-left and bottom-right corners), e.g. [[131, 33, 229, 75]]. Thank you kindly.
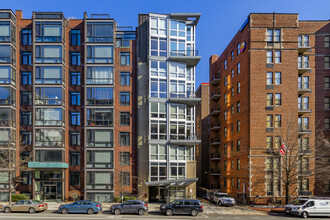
[[195, 83, 210, 188], [0, 9, 136, 202], [209, 13, 330, 203]]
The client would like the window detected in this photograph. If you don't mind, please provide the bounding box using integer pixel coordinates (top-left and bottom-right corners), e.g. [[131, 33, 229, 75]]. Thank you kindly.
[[231, 69, 234, 79], [237, 159, 240, 170], [35, 66, 62, 84], [267, 29, 280, 42], [298, 35, 309, 47], [325, 56, 330, 69], [231, 87, 234, 97], [120, 52, 130, 66], [231, 51, 234, 60], [86, 129, 113, 147], [237, 101, 240, 113], [237, 62, 240, 74], [70, 112, 80, 125], [224, 76, 228, 86], [224, 143, 227, 155], [266, 29, 273, 41], [267, 72, 273, 85], [70, 92, 80, 105], [237, 120, 240, 132], [224, 127, 227, 137], [224, 160, 227, 171], [237, 82, 240, 93], [237, 43, 240, 55], [21, 52, 32, 65], [170, 19, 185, 37], [87, 22, 113, 43], [325, 97, 330, 109], [266, 136, 273, 149], [70, 172, 80, 185], [275, 115, 281, 128], [152, 37, 167, 57], [21, 91, 31, 105], [151, 102, 166, 119], [21, 29, 32, 45], [150, 144, 166, 160], [120, 172, 130, 186], [150, 17, 166, 36], [224, 93, 227, 104], [224, 110, 227, 121], [87, 45, 113, 63], [237, 178, 240, 190], [70, 52, 80, 65], [231, 124, 234, 134], [275, 72, 281, 85], [275, 93, 281, 106], [87, 87, 113, 105], [325, 77, 330, 89], [87, 66, 113, 84], [120, 72, 130, 86], [267, 93, 273, 106], [35, 21, 62, 42], [298, 56, 309, 68], [151, 120, 166, 140], [224, 59, 227, 70], [35, 45, 62, 63], [120, 132, 130, 146], [231, 105, 234, 115], [21, 131, 31, 145], [150, 60, 167, 77], [70, 29, 80, 46], [120, 152, 130, 166], [267, 115, 273, 128], [274, 30, 281, 41], [275, 51, 281, 63], [21, 72, 32, 85], [70, 152, 80, 166], [70, 132, 80, 145], [325, 118, 330, 130], [237, 140, 240, 151], [231, 160, 234, 169], [267, 51, 273, 63], [21, 111, 31, 125], [120, 112, 130, 126], [21, 172, 31, 185], [325, 35, 330, 47], [87, 108, 113, 126], [274, 136, 281, 149], [70, 72, 80, 85], [120, 92, 130, 105]]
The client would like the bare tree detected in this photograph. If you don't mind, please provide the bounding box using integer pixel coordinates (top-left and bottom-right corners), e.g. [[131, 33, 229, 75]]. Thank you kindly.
[[0, 129, 33, 203]]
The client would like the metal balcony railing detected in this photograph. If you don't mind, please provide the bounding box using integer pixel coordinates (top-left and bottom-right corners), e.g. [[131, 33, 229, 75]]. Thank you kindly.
[[211, 137, 221, 144], [298, 124, 311, 132], [210, 168, 221, 174], [210, 152, 221, 159], [170, 50, 199, 56], [298, 82, 310, 89]]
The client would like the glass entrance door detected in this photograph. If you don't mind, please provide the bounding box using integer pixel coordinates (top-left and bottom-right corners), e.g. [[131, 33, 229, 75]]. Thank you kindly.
[[43, 183, 57, 200]]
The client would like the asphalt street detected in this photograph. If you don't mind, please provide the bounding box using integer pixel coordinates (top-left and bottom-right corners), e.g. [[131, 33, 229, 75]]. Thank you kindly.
[[0, 211, 330, 220]]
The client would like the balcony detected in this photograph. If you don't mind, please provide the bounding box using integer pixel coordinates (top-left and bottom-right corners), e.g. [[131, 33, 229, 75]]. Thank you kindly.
[[211, 89, 221, 101], [35, 120, 64, 127], [211, 75, 220, 85], [169, 93, 201, 106], [211, 106, 220, 116], [210, 137, 221, 145], [35, 98, 64, 106], [298, 82, 312, 94], [298, 63, 311, 74], [298, 42, 311, 54], [169, 50, 201, 66], [28, 162, 68, 169], [298, 124, 311, 134], [169, 135, 201, 146], [210, 168, 221, 175], [298, 149, 312, 155], [211, 122, 221, 131], [210, 152, 221, 160], [298, 104, 312, 115], [35, 140, 64, 148]]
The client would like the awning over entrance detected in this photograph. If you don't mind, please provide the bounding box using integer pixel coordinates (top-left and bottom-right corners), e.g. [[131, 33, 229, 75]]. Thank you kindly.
[[146, 178, 198, 187]]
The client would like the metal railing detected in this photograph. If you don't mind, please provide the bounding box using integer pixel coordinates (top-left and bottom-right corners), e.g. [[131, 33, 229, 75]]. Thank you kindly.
[[211, 137, 220, 143], [210, 152, 221, 159], [170, 50, 199, 56], [298, 82, 310, 89], [298, 124, 310, 132]]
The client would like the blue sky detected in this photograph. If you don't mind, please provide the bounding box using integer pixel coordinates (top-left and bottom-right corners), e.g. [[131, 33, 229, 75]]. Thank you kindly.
[[3, 0, 330, 87]]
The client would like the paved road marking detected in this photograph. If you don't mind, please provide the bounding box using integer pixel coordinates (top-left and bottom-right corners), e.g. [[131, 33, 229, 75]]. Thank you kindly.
[[200, 213, 209, 218]]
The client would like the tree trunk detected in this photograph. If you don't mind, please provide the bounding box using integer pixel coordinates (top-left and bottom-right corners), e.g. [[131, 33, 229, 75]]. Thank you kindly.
[[285, 183, 290, 205]]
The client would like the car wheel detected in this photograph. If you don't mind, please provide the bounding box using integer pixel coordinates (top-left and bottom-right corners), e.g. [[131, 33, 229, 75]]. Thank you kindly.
[[165, 209, 173, 216], [114, 208, 121, 215], [301, 211, 308, 218], [191, 209, 198, 216], [61, 208, 68, 214], [87, 208, 94, 215], [4, 207, 11, 213], [218, 201, 222, 206], [138, 209, 145, 215], [29, 208, 36, 214]]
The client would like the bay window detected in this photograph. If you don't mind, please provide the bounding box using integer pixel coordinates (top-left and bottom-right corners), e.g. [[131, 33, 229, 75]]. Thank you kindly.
[[86, 129, 113, 147], [87, 87, 113, 105], [87, 66, 113, 84], [35, 66, 63, 84], [87, 45, 113, 63]]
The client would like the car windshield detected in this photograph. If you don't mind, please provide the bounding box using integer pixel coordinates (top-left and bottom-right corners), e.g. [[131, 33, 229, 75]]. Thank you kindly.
[[219, 194, 230, 198], [290, 199, 308, 205]]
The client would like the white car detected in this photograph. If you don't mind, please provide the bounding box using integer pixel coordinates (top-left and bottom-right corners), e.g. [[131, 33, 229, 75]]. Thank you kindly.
[[212, 192, 236, 206], [285, 198, 330, 218]]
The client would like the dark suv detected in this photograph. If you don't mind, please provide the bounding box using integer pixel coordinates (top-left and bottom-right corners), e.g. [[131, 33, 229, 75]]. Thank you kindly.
[[160, 199, 203, 216]]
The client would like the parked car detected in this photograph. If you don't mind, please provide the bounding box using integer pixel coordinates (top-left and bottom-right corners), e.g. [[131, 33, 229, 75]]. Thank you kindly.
[[110, 200, 148, 215], [58, 200, 102, 215], [160, 199, 203, 216], [3, 200, 48, 213], [213, 192, 236, 206], [285, 198, 330, 218]]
